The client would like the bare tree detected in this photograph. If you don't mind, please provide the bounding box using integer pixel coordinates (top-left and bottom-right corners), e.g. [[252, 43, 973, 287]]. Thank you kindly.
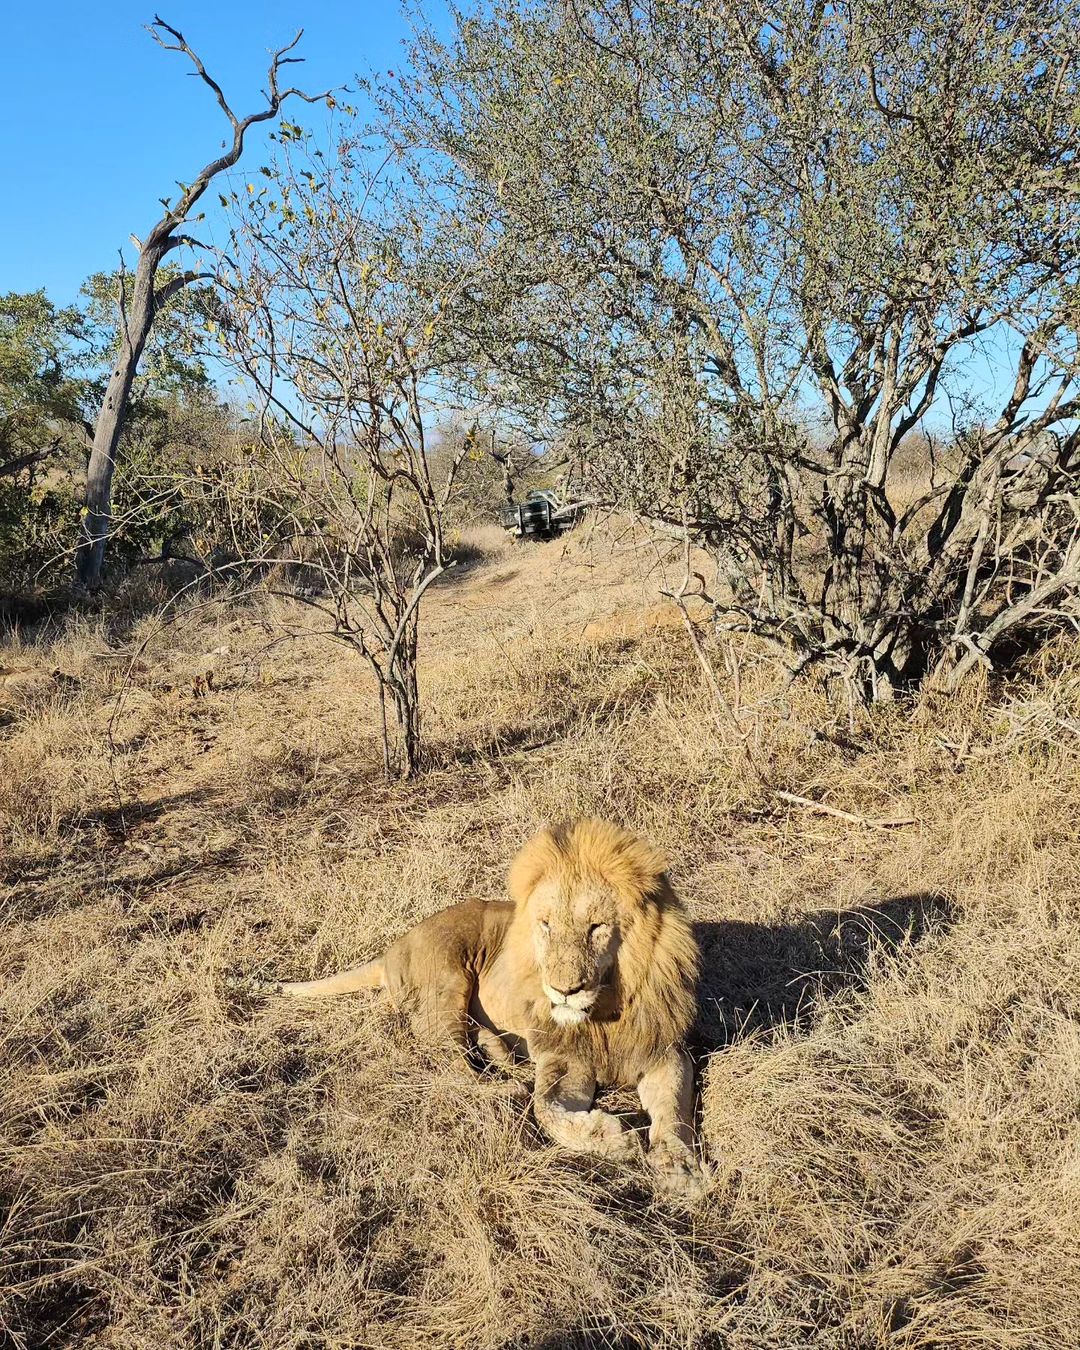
[[212, 133, 488, 777], [75, 15, 330, 591], [385, 0, 1080, 703]]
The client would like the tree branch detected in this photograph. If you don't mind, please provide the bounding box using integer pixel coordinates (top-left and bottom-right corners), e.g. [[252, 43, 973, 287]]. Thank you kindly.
[[144, 16, 338, 245], [0, 445, 54, 479], [154, 271, 214, 307]]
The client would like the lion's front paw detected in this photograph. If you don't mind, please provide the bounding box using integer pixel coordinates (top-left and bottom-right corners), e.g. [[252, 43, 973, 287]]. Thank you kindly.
[[543, 1105, 642, 1161], [580, 1109, 642, 1161], [648, 1138, 708, 1201]]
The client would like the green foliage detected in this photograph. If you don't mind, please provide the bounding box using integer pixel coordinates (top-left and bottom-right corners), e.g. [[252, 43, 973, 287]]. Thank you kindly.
[[78, 268, 212, 402], [0, 290, 90, 468], [0, 275, 217, 595], [385, 0, 1080, 699], [109, 393, 301, 572], [0, 292, 92, 592], [0, 477, 81, 594]]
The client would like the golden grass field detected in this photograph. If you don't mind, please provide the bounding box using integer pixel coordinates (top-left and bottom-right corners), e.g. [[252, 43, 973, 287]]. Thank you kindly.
[[2, 524, 1079, 1349]]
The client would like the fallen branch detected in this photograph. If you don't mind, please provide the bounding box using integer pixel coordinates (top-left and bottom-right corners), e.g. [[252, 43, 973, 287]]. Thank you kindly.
[[774, 790, 916, 829]]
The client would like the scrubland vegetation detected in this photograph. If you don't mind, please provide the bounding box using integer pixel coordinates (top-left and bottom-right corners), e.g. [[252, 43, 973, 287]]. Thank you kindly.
[[3, 526, 1080, 1348], [4, 0, 1080, 1345]]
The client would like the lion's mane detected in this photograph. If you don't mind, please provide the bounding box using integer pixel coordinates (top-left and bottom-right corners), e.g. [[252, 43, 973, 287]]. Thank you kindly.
[[506, 818, 699, 1072]]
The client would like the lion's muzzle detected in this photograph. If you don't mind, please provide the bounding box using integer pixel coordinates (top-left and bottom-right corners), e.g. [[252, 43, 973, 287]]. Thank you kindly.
[[543, 981, 598, 1024]]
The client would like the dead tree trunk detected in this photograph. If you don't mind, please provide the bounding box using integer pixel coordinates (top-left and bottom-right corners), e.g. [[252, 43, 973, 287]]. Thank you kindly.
[[75, 15, 331, 590], [78, 251, 164, 588]]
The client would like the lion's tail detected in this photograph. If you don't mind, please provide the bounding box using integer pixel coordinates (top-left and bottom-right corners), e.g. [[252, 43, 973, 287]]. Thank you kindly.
[[274, 958, 386, 998]]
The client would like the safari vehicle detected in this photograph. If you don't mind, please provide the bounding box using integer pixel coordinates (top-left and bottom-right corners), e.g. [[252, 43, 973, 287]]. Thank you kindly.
[[504, 489, 587, 540]]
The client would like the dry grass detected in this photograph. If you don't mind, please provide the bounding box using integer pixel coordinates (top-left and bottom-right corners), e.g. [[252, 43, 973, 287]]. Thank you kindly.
[[2, 527, 1079, 1349]]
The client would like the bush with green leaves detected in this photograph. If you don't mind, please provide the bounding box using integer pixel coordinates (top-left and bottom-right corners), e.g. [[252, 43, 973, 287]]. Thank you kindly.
[[383, 0, 1080, 703]]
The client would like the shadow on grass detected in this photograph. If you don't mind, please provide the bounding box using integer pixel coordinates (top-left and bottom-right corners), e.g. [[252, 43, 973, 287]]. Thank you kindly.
[[522, 1333, 652, 1350], [692, 891, 953, 1050], [519, 1318, 740, 1350]]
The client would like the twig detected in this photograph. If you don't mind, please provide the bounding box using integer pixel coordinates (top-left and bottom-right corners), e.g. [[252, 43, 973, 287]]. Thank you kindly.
[[773, 790, 915, 829]]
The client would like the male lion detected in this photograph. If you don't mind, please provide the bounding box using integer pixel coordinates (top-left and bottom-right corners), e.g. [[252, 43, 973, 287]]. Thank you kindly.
[[274, 818, 704, 1195]]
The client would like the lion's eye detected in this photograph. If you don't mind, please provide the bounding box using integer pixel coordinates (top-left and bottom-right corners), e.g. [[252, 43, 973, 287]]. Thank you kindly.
[[539, 920, 550, 933]]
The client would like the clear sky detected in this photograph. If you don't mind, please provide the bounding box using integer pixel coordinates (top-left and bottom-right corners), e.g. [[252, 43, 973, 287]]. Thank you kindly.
[[0, 0, 1020, 414], [0, 1, 423, 306]]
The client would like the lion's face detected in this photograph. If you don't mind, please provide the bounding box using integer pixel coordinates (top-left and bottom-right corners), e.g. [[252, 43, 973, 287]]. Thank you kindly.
[[527, 877, 624, 1025], [509, 819, 696, 1036]]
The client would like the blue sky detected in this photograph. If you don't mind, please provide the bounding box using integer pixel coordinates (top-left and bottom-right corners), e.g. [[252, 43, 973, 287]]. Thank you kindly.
[[0, 1, 1023, 415], [0, 2, 424, 305]]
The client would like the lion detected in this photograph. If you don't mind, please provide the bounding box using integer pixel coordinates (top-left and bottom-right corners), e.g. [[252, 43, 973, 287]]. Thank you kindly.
[[273, 818, 704, 1195]]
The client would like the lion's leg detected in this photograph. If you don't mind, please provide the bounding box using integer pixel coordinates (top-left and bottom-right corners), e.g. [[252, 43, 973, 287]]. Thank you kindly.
[[411, 966, 475, 1057], [474, 1025, 517, 1067], [407, 972, 525, 1099], [531, 1052, 641, 1162], [474, 1026, 529, 1099], [636, 1049, 705, 1198]]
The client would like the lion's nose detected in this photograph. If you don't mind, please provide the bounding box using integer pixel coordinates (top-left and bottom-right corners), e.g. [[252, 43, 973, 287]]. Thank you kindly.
[[551, 982, 587, 998]]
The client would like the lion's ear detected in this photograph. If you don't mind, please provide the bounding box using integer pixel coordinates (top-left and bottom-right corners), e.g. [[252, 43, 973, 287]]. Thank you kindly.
[[507, 825, 563, 905]]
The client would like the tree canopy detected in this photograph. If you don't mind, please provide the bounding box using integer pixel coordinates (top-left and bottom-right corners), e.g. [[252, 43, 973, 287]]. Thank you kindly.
[[381, 0, 1080, 698]]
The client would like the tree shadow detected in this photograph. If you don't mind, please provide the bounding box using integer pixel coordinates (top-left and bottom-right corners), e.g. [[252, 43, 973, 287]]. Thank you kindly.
[[0, 783, 238, 924], [428, 674, 639, 772], [692, 892, 953, 1051]]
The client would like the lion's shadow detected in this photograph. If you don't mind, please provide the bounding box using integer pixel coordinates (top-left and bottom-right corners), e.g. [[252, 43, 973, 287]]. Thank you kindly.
[[691, 892, 952, 1052]]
